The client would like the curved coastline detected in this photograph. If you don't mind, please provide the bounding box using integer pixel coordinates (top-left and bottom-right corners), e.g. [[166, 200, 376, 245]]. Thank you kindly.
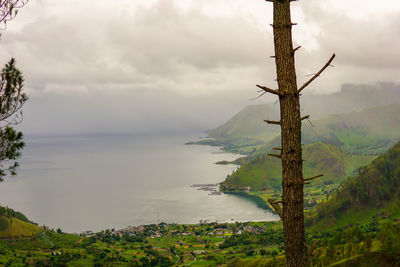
[[222, 191, 274, 213]]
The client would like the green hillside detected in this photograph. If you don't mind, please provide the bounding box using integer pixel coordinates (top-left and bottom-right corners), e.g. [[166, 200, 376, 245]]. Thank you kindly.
[[207, 104, 280, 154], [196, 103, 400, 156], [198, 83, 400, 154], [309, 141, 400, 230], [302, 104, 400, 155], [187, 104, 280, 154], [0, 215, 43, 239], [251, 104, 400, 157], [0, 206, 43, 239], [221, 142, 375, 191]]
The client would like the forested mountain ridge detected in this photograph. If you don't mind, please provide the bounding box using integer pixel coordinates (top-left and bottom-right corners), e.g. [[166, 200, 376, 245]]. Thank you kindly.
[[194, 84, 400, 155], [301, 104, 400, 155], [202, 103, 400, 157], [309, 141, 400, 229]]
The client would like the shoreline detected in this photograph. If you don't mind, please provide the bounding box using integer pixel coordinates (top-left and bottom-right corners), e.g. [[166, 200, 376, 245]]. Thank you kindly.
[[187, 140, 275, 215], [222, 191, 274, 213]]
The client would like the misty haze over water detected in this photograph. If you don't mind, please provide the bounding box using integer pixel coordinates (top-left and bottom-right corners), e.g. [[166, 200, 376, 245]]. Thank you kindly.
[[0, 82, 398, 233], [0, 133, 276, 233]]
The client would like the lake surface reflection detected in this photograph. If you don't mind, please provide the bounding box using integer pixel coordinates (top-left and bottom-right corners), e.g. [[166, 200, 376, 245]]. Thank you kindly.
[[0, 133, 277, 232]]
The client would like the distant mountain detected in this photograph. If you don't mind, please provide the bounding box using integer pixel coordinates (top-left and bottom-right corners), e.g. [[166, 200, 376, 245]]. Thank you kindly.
[[206, 104, 280, 154], [252, 104, 400, 156], [300, 82, 400, 120], [308, 141, 400, 230], [302, 104, 400, 155], [200, 83, 400, 155], [210, 104, 400, 159], [221, 142, 375, 191]]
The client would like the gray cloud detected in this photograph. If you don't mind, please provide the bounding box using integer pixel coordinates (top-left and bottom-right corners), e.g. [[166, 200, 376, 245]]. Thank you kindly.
[[109, 1, 268, 72], [293, 0, 400, 90], [1, 0, 275, 96], [1, 0, 399, 134]]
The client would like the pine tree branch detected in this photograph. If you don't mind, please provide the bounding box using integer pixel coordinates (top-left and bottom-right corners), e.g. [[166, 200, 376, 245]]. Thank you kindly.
[[268, 199, 283, 218], [304, 174, 324, 182], [256, 85, 283, 96], [249, 91, 267, 101], [301, 115, 310, 121], [293, 46, 301, 53], [268, 153, 282, 159], [297, 54, 335, 94], [264, 119, 281, 125]]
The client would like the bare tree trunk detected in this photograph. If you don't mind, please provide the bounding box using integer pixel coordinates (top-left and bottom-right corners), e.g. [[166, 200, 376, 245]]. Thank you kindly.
[[272, 1, 306, 266], [258, 1, 335, 266]]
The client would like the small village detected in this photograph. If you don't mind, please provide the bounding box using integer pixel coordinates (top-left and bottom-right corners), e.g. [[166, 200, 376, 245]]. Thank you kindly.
[[81, 221, 271, 239], [71, 220, 285, 266]]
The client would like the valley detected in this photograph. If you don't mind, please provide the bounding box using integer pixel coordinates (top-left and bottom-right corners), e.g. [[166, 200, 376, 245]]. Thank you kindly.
[[2, 84, 400, 266]]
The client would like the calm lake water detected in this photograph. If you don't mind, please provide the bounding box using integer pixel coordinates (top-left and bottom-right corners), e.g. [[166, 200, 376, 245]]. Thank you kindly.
[[0, 133, 277, 232]]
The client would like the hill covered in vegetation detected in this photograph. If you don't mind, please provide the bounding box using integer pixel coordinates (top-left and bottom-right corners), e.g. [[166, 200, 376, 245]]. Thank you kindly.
[[191, 84, 400, 156], [309, 141, 400, 230], [204, 104, 400, 157], [0, 207, 43, 240], [0, 216, 43, 240], [221, 142, 375, 191], [301, 104, 400, 155]]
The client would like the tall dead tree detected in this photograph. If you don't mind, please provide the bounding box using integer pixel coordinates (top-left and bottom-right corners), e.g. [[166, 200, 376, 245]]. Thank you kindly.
[[256, 0, 335, 266]]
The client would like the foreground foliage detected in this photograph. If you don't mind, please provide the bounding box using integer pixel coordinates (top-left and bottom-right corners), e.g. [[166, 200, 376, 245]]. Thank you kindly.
[[0, 58, 27, 181]]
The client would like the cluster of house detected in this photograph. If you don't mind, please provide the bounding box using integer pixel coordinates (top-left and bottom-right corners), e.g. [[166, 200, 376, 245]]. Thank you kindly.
[[115, 225, 147, 235], [80, 225, 147, 237], [80, 223, 267, 238]]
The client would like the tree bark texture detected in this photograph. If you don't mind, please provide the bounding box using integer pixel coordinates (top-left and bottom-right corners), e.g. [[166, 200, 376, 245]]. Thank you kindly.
[[272, 1, 307, 266]]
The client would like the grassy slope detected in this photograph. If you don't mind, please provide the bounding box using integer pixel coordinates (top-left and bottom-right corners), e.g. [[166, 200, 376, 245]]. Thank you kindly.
[[309, 141, 400, 231], [0, 215, 43, 239], [222, 142, 375, 191]]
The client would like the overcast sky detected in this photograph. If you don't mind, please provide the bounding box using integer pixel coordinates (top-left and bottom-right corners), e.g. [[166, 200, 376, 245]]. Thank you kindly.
[[1, 0, 399, 135]]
